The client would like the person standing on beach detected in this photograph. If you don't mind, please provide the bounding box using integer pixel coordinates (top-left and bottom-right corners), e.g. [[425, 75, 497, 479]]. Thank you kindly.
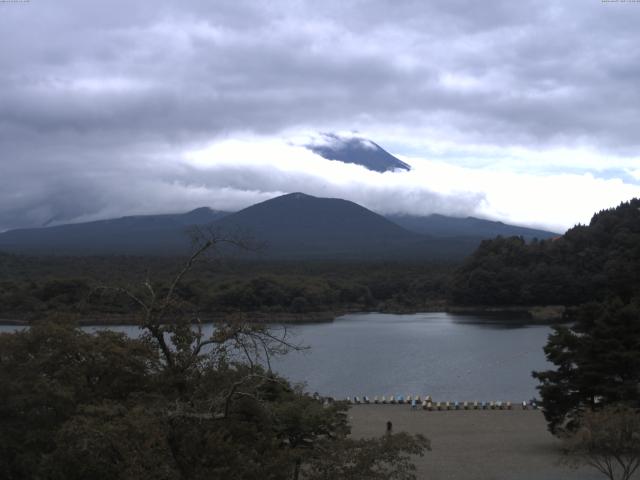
[[386, 421, 393, 435]]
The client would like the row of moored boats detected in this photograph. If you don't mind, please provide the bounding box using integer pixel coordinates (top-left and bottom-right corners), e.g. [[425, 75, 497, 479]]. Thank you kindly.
[[345, 395, 540, 410]]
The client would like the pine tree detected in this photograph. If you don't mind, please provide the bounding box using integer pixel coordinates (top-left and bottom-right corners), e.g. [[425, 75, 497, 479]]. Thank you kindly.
[[533, 298, 640, 434]]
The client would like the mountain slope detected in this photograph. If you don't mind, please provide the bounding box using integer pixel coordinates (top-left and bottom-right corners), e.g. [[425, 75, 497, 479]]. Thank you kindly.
[[306, 133, 410, 172], [0, 193, 558, 260], [213, 192, 427, 259], [0, 194, 477, 259], [387, 214, 558, 240], [0, 208, 230, 255]]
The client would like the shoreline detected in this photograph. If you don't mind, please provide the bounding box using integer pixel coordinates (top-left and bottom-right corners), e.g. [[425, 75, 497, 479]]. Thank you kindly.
[[0, 310, 343, 327], [0, 305, 567, 326], [445, 304, 566, 323]]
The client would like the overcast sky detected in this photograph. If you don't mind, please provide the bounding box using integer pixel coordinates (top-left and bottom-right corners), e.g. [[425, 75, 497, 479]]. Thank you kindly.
[[1, 0, 640, 233]]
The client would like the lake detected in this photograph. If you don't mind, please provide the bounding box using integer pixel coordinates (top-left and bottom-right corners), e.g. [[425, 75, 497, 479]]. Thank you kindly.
[[270, 312, 553, 402], [0, 312, 553, 401]]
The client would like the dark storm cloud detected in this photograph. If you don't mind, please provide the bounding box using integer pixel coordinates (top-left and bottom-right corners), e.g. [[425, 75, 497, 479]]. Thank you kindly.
[[1, 0, 639, 230]]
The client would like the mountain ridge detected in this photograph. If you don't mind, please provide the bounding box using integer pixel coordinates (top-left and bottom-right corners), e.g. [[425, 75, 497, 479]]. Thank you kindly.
[[387, 213, 557, 240], [0, 193, 558, 259]]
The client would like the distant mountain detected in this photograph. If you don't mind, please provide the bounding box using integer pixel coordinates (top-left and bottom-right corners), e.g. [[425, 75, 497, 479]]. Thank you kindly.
[[386, 214, 558, 240], [213, 192, 431, 259], [306, 133, 410, 173], [0, 193, 557, 260], [0, 208, 230, 255]]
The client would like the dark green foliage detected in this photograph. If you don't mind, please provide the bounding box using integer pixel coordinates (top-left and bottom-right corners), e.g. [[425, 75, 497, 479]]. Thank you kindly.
[[0, 255, 453, 321], [451, 198, 640, 306], [0, 242, 429, 479], [0, 321, 159, 479], [533, 298, 640, 434], [304, 432, 431, 480], [0, 320, 428, 479]]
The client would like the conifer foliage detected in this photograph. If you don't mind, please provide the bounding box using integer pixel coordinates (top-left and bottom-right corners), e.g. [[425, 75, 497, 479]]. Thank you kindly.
[[533, 298, 640, 434], [451, 198, 640, 307]]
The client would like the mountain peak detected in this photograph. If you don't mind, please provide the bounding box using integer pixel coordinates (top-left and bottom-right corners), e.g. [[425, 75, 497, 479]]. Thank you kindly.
[[281, 192, 314, 200], [306, 133, 411, 173], [212, 192, 422, 259], [187, 206, 213, 214]]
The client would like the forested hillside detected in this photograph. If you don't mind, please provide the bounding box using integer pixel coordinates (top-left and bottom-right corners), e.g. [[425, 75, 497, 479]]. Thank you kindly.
[[450, 198, 640, 307]]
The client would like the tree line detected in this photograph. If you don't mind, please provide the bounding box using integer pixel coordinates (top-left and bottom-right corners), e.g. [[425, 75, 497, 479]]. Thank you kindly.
[[0, 240, 429, 479], [450, 198, 640, 307], [0, 256, 453, 321]]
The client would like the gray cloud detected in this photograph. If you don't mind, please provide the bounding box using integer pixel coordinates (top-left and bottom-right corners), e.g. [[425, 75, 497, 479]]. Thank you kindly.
[[1, 0, 639, 230]]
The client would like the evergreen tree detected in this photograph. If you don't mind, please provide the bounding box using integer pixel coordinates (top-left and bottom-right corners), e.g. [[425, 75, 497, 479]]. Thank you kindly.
[[451, 198, 640, 307], [533, 298, 640, 433]]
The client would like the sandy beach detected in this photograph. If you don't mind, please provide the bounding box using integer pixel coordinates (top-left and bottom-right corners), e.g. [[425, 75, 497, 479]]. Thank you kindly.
[[348, 405, 605, 480]]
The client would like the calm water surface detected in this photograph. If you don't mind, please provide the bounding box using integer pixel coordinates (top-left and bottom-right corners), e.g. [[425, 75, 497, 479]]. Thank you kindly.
[[270, 312, 552, 401], [0, 312, 553, 401]]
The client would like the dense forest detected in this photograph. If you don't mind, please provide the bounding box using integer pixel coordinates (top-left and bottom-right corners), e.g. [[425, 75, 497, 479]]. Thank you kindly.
[[0, 245, 430, 479], [526, 198, 640, 437], [3, 198, 639, 324], [450, 198, 640, 308], [0, 255, 453, 323]]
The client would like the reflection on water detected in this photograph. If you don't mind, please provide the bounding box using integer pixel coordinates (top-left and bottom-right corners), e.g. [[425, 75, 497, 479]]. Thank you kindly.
[[0, 312, 553, 401]]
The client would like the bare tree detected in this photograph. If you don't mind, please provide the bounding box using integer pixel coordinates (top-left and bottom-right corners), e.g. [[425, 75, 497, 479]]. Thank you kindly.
[[563, 405, 640, 480], [101, 229, 304, 416]]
